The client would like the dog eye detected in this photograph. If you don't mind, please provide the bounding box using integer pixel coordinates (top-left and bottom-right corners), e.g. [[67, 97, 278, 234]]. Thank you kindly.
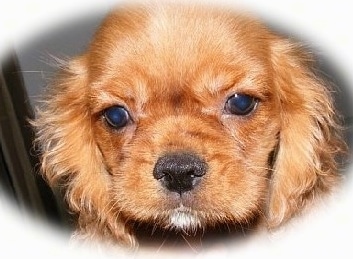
[[224, 94, 258, 116], [103, 106, 130, 129]]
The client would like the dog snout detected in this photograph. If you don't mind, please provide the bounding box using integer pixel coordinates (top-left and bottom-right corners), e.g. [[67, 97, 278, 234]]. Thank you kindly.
[[153, 152, 207, 194]]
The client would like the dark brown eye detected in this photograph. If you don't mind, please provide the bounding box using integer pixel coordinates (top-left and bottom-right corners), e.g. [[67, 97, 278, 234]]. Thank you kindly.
[[224, 94, 258, 116], [103, 106, 130, 129]]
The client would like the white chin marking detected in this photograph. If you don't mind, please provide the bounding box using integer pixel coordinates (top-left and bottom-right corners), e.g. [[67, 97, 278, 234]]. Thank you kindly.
[[169, 207, 201, 232]]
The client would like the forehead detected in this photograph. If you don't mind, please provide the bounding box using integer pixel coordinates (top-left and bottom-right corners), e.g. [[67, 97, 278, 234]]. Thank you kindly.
[[88, 4, 273, 106]]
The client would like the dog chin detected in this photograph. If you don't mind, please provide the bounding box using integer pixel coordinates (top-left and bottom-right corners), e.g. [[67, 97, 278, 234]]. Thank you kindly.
[[168, 206, 202, 233]]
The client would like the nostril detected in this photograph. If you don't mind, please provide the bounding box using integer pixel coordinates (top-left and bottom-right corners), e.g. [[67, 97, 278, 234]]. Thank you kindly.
[[153, 169, 167, 181], [153, 152, 207, 194], [155, 171, 174, 183]]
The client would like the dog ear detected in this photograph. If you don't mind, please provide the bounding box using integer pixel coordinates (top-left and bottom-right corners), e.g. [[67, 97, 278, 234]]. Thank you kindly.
[[267, 39, 344, 227], [34, 56, 105, 213], [33, 57, 134, 245]]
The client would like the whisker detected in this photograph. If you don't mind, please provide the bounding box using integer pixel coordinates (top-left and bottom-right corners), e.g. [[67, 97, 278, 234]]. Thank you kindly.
[[181, 233, 199, 253], [155, 237, 167, 253]]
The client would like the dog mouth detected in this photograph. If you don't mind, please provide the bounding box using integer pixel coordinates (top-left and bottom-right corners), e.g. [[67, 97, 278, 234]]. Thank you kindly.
[[151, 152, 208, 232], [150, 151, 252, 234], [126, 182, 262, 250], [167, 204, 202, 232], [131, 204, 260, 251], [121, 151, 263, 249]]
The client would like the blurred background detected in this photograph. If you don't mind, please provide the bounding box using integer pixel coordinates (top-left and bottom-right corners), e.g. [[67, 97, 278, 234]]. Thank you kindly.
[[0, 9, 110, 230]]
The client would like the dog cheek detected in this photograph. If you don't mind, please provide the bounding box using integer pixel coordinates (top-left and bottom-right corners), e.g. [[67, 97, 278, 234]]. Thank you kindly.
[[202, 158, 268, 213], [110, 155, 166, 218]]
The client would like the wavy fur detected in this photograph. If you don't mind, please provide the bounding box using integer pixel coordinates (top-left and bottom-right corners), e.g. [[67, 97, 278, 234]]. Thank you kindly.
[[33, 2, 345, 249]]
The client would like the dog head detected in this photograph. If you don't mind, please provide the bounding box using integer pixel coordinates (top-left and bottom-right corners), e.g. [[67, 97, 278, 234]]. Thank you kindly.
[[34, 3, 344, 247]]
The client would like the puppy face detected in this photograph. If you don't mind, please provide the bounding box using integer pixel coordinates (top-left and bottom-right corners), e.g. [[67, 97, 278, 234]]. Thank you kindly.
[[34, 3, 344, 246], [89, 6, 280, 231]]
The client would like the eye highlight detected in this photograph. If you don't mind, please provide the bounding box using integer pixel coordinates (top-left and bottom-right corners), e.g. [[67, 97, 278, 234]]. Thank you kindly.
[[224, 94, 258, 116], [103, 106, 130, 129]]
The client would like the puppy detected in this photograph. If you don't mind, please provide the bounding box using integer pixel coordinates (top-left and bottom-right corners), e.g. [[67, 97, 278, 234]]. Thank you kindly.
[[34, 2, 345, 250]]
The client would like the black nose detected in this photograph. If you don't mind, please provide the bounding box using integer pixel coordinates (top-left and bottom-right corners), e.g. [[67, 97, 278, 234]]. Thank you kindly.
[[153, 152, 207, 194]]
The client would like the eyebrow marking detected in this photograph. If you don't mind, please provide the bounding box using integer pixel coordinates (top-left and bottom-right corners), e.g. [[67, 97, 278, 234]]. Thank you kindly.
[[93, 91, 119, 104], [90, 79, 149, 116]]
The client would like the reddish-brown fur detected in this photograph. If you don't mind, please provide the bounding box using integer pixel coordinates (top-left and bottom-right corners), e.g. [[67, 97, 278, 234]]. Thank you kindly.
[[33, 2, 345, 249]]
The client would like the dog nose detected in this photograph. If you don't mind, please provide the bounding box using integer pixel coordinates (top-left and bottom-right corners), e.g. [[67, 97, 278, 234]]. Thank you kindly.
[[153, 153, 207, 194]]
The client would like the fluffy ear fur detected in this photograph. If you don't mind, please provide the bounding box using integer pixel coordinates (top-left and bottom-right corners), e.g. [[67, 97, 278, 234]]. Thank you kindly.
[[268, 39, 345, 227], [33, 57, 134, 246]]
